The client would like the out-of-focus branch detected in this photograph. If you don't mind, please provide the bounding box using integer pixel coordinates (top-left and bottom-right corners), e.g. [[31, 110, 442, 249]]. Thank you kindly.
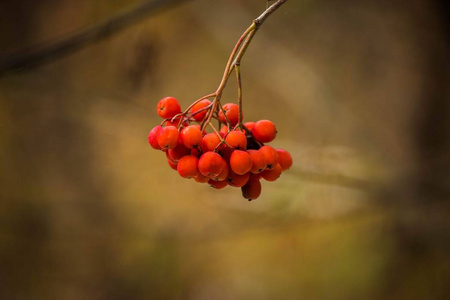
[[289, 168, 377, 192], [0, 0, 187, 77]]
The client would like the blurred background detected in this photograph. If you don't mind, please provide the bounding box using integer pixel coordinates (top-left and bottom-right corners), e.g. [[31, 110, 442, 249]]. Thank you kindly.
[[0, 0, 449, 299]]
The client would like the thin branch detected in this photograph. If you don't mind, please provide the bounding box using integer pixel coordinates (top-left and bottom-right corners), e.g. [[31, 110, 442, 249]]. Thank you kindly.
[[0, 0, 186, 77], [255, 0, 288, 27]]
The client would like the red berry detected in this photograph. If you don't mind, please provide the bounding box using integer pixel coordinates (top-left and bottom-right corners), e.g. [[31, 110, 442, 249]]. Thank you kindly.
[[208, 179, 228, 189], [157, 126, 179, 150], [219, 125, 229, 138], [247, 149, 267, 174], [252, 120, 277, 143], [201, 133, 221, 153], [258, 145, 279, 170], [194, 173, 210, 183], [177, 155, 200, 178], [211, 159, 229, 181], [148, 125, 162, 150], [241, 175, 262, 200], [166, 116, 185, 128], [229, 150, 252, 175], [261, 163, 282, 181], [198, 152, 224, 177], [180, 125, 202, 149], [157, 97, 181, 119], [167, 158, 178, 170], [190, 148, 201, 157], [218, 103, 239, 127], [190, 99, 211, 122], [227, 170, 250, 187], [225, 130, 247, 150], [276, 149, 293, 171], [243, 121, 255, 134], [168, 142, 190, 162]]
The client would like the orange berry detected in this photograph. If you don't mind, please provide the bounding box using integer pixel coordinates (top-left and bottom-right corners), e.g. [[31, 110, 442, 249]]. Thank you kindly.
[[157, 126, 179, 150], [201, 133, 221, 153], [218, 103, 240, 126], [208, 179, 228, 189], [227, 170, 250, 187], [168, 142, 190, 162], [194, 173, 210, 183], [211, 159, 229, 181], [252, 120, 277, 143], [243, 121, 255, 134], [177, 155, 200, 178], [198, 152, 224, 177], [225, 130, 247, 150], [148, 125, 162, 150], [190, 99, 211, 122], [276, 148, 293, 171], [258, 145, 279, 170], [166, 116, 186, 128], [247, 149, 267, 174], [157, 97, 181, 119], [241, 175, 262, 200], [219, 125, 229, 138], [229, 150, 252, 175], [166, 150, 177, 164], [261, 163, 282, 181], [180, 125, 202, 149], [167, 158, 178, 171], [190, 147, 201, 157]]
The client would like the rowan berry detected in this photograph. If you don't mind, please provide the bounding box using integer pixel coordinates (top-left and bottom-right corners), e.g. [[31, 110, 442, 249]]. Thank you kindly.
[[208, 179, 228, 189], [157, 97, 181, 119], [198, 152, 224, 177], [211, 159, 229, 181], [194, 173, 210, 183], [261, 163, 282, 181], [167, 158, 178, 171], [201, 133, 221, 153], [276, 148, 293, 171], [258, 145, 279, 170], [190, 147, 201, 157], [252, 120, 277, 143], [180, 125, 202, 149], [227, 170, 250, 187], [166, 116, 185, 128], [219, 125, 229, 138], [247, 149, 267, 174], [168, 142, 190, 162], [177, 155, 200, 178], [166, 151, 177, 164], [148, 125, 162, 150], [225, 130, 247, 150], [190, 99, 211, 122], [241, 175, 262, 200], [218, 103, 240, 126], [229, 150, 252, 175], [243, 121, 255, 134], [157, 126, 179, 150]]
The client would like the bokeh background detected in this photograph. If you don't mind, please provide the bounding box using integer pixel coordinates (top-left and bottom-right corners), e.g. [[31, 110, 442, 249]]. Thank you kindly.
[[1, 0, 449, 299]]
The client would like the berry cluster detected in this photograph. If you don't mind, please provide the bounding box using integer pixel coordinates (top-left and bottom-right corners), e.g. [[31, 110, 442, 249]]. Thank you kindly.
[[148, 96, 292, 201]]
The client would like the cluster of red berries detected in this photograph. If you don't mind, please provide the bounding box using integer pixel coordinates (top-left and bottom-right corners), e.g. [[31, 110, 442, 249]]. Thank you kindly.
[[148, 96, 292, 201]]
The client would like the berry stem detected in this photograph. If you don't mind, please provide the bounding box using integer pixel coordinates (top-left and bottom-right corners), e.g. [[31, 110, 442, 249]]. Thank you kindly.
[[235, 63, 243, 128], [197, 0, 287, 132]]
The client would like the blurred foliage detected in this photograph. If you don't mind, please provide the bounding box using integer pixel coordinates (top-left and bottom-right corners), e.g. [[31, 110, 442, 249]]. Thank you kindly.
[[0, 0, 449, 299]]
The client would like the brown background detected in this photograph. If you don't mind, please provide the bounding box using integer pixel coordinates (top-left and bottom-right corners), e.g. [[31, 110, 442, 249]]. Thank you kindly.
[[1, 0, 449, 299]]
